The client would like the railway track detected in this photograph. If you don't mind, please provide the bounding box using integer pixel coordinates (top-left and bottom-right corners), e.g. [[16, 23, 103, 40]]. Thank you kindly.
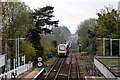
[[43, 58, 65, 80], [68, 52, 80, 80], [37, 40, 97, 80], [68, 40, 81, 80], [81, 54, 104, 76], [39, 40, 82, 80], [16, 40, 106, 80]]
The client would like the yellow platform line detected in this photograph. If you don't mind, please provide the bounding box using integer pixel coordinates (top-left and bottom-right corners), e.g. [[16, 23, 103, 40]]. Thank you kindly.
[[92, 76, 97, 80], [25, 71, 39, 78], [92, 76, 95, 78]]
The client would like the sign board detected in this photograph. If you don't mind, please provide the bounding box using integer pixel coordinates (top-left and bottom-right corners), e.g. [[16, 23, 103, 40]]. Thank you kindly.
[[37, 62, 43, 67], [37, 57, 42, 62]]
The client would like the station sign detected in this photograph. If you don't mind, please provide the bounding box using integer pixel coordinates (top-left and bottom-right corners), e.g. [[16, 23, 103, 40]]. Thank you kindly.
[[37, 57, 42, 62], [37, 62, 43, 67]]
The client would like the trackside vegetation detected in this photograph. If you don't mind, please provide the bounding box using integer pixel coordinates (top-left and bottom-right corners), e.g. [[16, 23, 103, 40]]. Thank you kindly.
[[77, 6, 120, 56], [0, 1, 70, 69]]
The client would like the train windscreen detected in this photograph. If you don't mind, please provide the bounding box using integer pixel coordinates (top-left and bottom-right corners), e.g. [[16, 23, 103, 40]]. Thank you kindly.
[[59, 46, 65, 51]]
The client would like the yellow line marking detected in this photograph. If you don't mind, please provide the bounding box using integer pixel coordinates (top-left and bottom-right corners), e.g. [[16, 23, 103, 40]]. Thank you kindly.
[[92, 76, 96, 78], [92, 76, 97, 80], [25, 71, 38, 78]]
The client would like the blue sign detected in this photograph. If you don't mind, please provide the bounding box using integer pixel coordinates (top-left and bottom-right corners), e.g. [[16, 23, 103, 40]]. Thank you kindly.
[[15, 59, 17, 62]]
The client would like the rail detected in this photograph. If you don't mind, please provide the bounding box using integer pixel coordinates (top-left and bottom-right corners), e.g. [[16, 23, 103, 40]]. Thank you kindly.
[[54, 58, 65, 80], [75, 53, 80, 80], [68, 53, 72, 80], [81, 54, 103, 76], [43, 58, 60, 80], [33, 68, 45, 80]]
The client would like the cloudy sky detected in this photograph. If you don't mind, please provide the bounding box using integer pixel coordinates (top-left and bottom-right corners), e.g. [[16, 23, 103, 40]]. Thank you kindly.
[[21, 0, 119, 34]]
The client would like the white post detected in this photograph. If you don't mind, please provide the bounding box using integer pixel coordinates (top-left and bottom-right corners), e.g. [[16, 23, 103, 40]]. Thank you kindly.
[[24, 55, 25, 65], [18, 57, 20, 67], [14, 58, 15, 73], [18, 38, 20, 67], [15, 38, 17, 75], [8, 59, 10, 71], [24, 55, 26, 71], [5, 43, 7, 80], [103, 38, 105, 56], [15, 38, 17, 67], [110, 38, 112, 56]]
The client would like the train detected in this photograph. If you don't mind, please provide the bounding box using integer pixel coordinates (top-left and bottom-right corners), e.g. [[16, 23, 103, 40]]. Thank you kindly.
[[57, 41, 70, 57]]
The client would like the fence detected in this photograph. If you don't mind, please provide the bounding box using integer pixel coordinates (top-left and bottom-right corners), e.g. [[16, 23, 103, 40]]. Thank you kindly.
[[0, 62, 33, 79]]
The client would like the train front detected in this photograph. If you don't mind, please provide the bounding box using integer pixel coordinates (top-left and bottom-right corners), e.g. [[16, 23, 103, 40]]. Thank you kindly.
[[58, 44, 67, 57]]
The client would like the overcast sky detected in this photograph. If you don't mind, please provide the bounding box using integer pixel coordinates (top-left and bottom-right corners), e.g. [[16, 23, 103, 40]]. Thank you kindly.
[[21, 0, 119, 34]]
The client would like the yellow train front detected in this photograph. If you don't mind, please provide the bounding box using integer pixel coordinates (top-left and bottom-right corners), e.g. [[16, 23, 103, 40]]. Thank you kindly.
[[58, 43, 69, 57]]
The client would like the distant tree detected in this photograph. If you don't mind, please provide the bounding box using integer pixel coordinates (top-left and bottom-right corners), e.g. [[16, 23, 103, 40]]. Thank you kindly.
[[60, 26, 71, 42], [77, 18, 96, 54]]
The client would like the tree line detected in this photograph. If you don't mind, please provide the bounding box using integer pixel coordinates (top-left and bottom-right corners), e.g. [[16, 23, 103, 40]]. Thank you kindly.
[[77, 6, 120, 56]]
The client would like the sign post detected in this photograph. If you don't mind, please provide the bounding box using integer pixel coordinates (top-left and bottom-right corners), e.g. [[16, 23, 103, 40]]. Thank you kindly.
[[37, 62, 43, 67], [37, 57, 43, 67], [37, 57, 42, 62]]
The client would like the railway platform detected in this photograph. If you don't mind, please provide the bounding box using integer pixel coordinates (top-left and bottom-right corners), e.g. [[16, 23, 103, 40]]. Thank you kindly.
[[17, 68, 43, 79]]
